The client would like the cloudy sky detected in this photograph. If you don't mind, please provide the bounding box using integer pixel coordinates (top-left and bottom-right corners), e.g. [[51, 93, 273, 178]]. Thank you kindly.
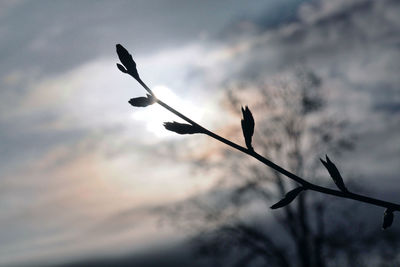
[[0, 0, 399, 266]]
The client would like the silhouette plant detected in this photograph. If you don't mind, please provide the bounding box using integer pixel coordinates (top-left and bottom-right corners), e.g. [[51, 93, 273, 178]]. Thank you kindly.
[[115, 43, 399, 230]]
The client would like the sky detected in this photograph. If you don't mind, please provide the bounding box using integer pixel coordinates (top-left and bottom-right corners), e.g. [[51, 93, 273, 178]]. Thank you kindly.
[[0, 0, 399, 266]]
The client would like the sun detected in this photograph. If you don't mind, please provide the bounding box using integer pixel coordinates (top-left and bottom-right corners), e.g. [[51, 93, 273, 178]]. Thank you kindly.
[[131, 85, 204, 138]]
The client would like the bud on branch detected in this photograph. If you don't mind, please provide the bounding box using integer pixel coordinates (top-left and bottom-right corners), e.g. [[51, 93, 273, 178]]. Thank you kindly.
[[271, 186, 305, 209], [129, 94, 156, 107], [116, 44, 140, 81], [320, 155, 348, 192], [382, 208, 394, 230], [241, 106, 255, 150], [163, 121, 204, 135]]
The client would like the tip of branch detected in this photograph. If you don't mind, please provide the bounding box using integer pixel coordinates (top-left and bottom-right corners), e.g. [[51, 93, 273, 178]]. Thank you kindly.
[[115, 43, 140, 80]]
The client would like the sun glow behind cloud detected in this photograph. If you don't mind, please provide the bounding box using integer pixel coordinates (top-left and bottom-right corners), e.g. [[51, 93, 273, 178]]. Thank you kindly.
[[0, 43, 222, 264], [131, 85, 205, 138]]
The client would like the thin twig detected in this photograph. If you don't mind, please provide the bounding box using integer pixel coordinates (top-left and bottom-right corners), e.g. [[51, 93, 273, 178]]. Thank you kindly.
[[116, 43, 399, 229]]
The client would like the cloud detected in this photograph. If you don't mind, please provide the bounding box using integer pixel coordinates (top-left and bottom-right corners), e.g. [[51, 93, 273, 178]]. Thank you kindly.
[[199, 0, 400, 191], [1, 0, 400, 265]]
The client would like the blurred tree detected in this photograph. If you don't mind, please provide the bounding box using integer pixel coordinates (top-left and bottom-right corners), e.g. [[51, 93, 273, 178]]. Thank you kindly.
[[163, 70, 400, 267]]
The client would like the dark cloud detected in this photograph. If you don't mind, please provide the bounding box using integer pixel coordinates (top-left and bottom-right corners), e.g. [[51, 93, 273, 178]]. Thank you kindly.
[[209, 0, 400, 191], [0, 0, 279, 77], [218, 0, 309, 40]]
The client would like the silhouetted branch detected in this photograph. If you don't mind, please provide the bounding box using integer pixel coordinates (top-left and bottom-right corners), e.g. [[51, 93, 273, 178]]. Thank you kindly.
[[116, 44, 400, 229]]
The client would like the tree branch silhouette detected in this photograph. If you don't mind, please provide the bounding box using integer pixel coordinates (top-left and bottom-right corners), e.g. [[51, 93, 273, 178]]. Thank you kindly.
[[116, 43, 399, 229]]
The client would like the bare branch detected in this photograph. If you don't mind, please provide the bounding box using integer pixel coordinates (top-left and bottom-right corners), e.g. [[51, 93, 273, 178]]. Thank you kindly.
[[116, 44, 400, 227]]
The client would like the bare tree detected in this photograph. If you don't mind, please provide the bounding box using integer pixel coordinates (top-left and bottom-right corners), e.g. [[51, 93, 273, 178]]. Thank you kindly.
[[188, 70, 399, 266]]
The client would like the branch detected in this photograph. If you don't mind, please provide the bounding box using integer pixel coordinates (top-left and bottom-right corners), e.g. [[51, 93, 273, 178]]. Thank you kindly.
[[115, 44, 400, 229]]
